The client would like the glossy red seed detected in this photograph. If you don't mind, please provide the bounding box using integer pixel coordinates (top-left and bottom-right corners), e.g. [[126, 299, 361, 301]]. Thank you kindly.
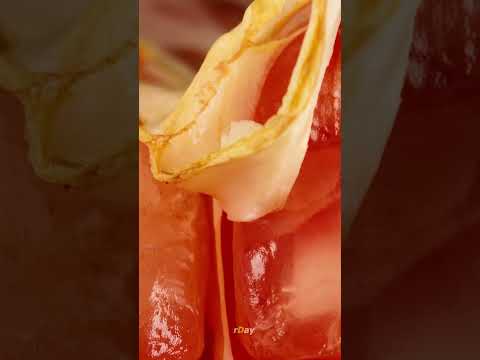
[[235, 27, 342, 360], [139, 144, 211, 360], [232, 146, 341, 359]]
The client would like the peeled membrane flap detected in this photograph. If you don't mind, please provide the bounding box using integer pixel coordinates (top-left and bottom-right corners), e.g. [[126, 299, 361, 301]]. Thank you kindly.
[[141, 0, 341, 222]]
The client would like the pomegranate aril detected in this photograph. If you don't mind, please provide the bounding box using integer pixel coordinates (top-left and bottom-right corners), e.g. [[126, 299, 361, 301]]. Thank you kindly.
[[254, 34, 304, 124], [139, 144, 211, 360], [233, 201, 340, 360], [254, 30, 341, 149], [311, 30, 341, 148], [234, 25, 342, 358], [232, 144, 341, 359]]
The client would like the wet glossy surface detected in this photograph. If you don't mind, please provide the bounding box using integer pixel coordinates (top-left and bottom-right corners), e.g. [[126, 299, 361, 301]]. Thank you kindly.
[[139, 144, 212, 359], [233, 150, 340, 360], [139, 3, 342, 359], [233, 29, 341, 359]]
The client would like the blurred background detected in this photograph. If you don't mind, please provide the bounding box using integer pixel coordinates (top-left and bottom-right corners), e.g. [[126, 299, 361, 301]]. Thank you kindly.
[[140, 0, 249, 69], [344, 1, 480, 359]]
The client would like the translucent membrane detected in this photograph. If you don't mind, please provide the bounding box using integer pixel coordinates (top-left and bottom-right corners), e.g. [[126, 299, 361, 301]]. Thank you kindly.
[[141, 0, 341, 222]]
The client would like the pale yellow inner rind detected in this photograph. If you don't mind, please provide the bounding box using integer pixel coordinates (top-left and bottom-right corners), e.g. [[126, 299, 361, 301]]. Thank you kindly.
[[141, 0, 340, 221]]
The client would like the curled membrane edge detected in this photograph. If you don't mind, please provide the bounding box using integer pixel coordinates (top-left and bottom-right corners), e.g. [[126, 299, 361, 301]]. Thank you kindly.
[[141, 0, 341, 222]]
